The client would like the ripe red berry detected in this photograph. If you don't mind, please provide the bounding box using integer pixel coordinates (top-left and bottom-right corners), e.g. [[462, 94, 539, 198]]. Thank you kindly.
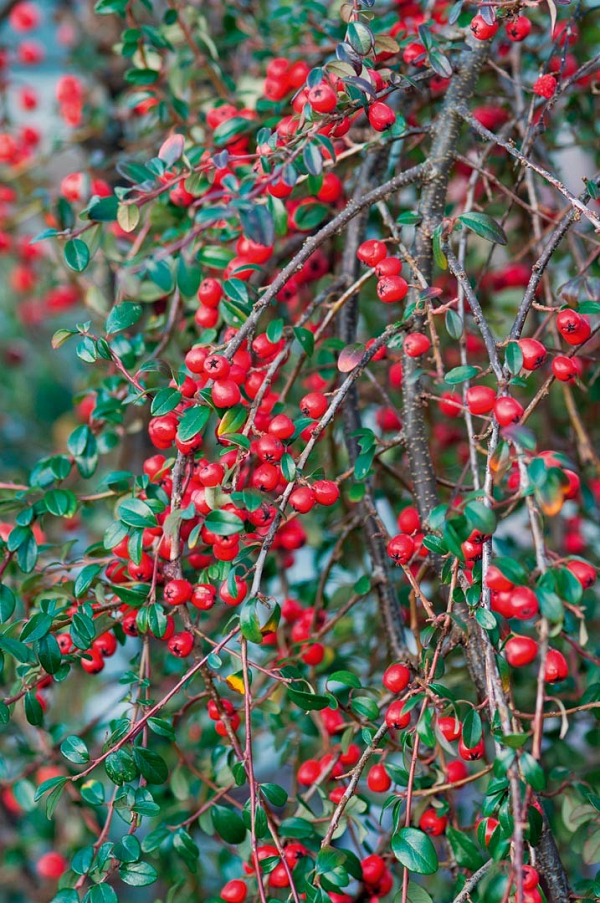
[[506, 16, 531, 41], [552, 355, 582, 382], [382, 662, 411, 694], [191, 583, 217, 610], [523, 866, 540, 891], [533, 74, 557, 98], [307, 83, 337, 113], [458, 734, 485, 760], [385, 699, 411, 730], [220, 577, 247, 606], [375, 256, 402, 278], [220, 879, 248, 903], [403, 42, 426, 66], [419, 807, 448, 836], [300, 392, 328, 418], [508, 586, 539, 620], [377, 275, 408, 303], [485, 565, 513, 592], [36, 851, 68, 879], [368, 102, 396, 132], [404, 332, 431, 357], [357, 239, 387, 267], [269, 414, 295, 440], [397, 506, 420, 534], [212, 378, 241, 408], [168, 630, 194, 657], [289, 486, 316, 513], [518, 338, 547, 371], [198, 278, 223, 308], [446, 760, 468, 783], [466, 385, 496, 415], [362, 854, 385, 886], [387, 534, 415, 564], [81, 648, 104, 674], [544, 648, 568, 683], [297, 758, 321, 785], [566, 559, 596, 589], [505, 635, 538, 667], [367, 763, 391, 792], [470, 14, 499, 40], [204, 354, 230, 378], [494, 395, 524, 426], [164, 578, 193, 605], [437, 716, 462, 742], [312, 479, 340, 506], [439, 391, 462, 418]]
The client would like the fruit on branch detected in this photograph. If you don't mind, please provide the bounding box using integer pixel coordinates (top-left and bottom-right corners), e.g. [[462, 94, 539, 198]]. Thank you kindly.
[[382, 662, 411, 693], [506, 16, 532, 41], [419, 807, 448, 835], [367, 763, 392, 792], [368, 101, 396, 132], [505, 635, 539, 667], [533, 74, 558, 98], [470, 14, 499, 40], [494, 395, 524, 426], [544, 648, 569, 683], [404, 332, 431, 357]]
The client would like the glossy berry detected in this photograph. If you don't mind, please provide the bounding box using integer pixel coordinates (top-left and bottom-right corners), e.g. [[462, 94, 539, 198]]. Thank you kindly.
[[420, 807, 448, 836], [357, 239, 387, 267], [404, 332, 431, 357], [382, 662, 411, 694], [312, 480, 340, 506], [307, 83, 337, 113], [289, 487, 316, 513], [508, 586, 539, 620], [398, 506, 420, 534], [552, 355, 581, 382], [438, 716, 462, 742], [387, 534, 415, 564], [518, 338, 547, 370], [367, 763, 391, 792], [385, 699, 411, 730], [470, 14, 499, 40], [164, 578, 193, 606], [544, 648, 568, 683], [220, 879, 248, 903], [377, 275, 408, 303], [368, 102, 396, 131], [458, 735, 485, 760], [494, 396, 524, 426], [505, 635, 538, 667], [168, 631, 194, 657], [506, 16, 531, 41], [466, 385, 496, 415]]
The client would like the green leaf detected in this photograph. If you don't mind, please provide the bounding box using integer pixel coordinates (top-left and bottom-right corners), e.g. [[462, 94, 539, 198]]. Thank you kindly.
[[505, 341, 524, 375], [75, 565, 102, 598], [133, 747, 168, 784], [64, 239, 90, 272], [329, 670, 361, 688], [391, 827, 439, 875], [151, 387, 182, 416], [61, 735, 90, 764], [212, 805, 247, 844], [177, 405, 210, 442], [20, 612, 53, 644], [406, 881, 434, 903], [287, 688, 330, 711], [240, 598, 263, 644], [445, 309, 463, 340], [465, 500, 496, 535], [204, 509, 244, 536], [118, 498, 157, 529], [114, 834, 141, 863], [459, 212, 507, 245], [445, 365, 479, 385], [119, 860, 158, 887], [446, 826, 484, 869], [37, 634, 62, 674], [462, 709, 482, 748], [84, 885, 118, 903], [0, 584, 16, 622], [294, 326, 315, 357], [520, 753, 546, 791], [105, 302, 142, 335], [261, 783, 288, 807]]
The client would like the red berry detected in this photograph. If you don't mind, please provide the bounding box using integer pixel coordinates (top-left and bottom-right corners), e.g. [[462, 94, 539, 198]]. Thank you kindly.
[[485, 565, 513, 592], [518, 338, 547, 371], [387, 534, 415, 564], [470, 14, 499, 40], [494, 396, 524, 426], [544, 648, 568, 683], [419, 807, 448, 836], [164, 578, 193, 606], [466, 385, 496, 415], [212, 378, 241, 408], [533, 74, 557, 98], [289, 486, 316, 513], [377, 275, 408, 303], [362, 854, 385, 886], [269, 414, 295, 440], [307, 83, 337, 113], [36, 852, 67, 880], [438, 716, 462, 742], [221, 879, 248, 903], [566, 559, 595, 589], [505, 635, 538, 667], [398, 506, 420, 534], [168, 630, 194, 657], [367, 763, 391, 792], [506, 16, 531, 41], [368, 102, 396, 132], [385, 699, 411, 730], [404, 332, 431, 357], [357, 239, 387, 267], [458, 734, 485, 760], [312, 479, 340, 506], [508, 586, 539, 620], [298, 758, 321, 785], [300, 392, 328, 418], [382, 663, 411, 694]]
